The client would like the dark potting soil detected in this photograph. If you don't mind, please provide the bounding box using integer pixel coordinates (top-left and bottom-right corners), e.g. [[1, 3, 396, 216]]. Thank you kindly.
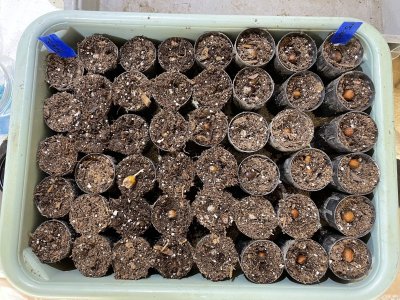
[[67, 121, 110, 154], [158, 37, 195, 73], [195, 32, 233, 68], [72, 234, 112, 278], [323, 36, 363, 70], [195, 146, 238, 189], [75, 154, 115, 194], [115, 154, 156, 196], [240, 240, 284, 284], [37, 135, 78, 176], [34, 176, 75, 218], [192, 68, 232, 108], [192, 188, 237, 234], [112, 237, 154, 280], [120, 36, 156, 72], [30, 220, 73, 263], [111, 71, 153, 112], [77, 35, 118, 74], [149, 110, 190, 152], [277, 194, 320, 239], [45, 53, 84, 91], [284, 239, 328, 284], [229, 112, 269, 152], [278, 35, 315, 71], [238, 155, 279, 195], [193, 234, 238, 282], [69, 194, 110, 234], [234, 196, 278, 239], [337, 72, 374, 111], [236, 29, 274, 66], [188, 107, 228, 147], [110, 195, 151, 237], [153, 235, 194, 279]]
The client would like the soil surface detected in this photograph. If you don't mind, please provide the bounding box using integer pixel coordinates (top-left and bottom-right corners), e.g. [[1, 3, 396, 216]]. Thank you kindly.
[[277, 194, 320, 239], [229, 112, 269, 152], [78, 35, 118, 74], [284, 239, 328, 284], [236, 29, 274, 66], [37, 135, 77, 176], [337, 73, 374, 111], [195, 32, 233, 68], [110, 195, 151, 237], [188, 107, 228, 147], [72, 235, 112, 277], [34, 176, 75, 218], [30, 220, 72, 263], [234, 196, 278, 239], [193, 234, 238, 282], [120, 36, 156, 72], [240, 240, 284, 284], [68, 121, 110, 154], [278, 34, 315, 71], [45, 54, 84, 91], [153, 235, 194, 279], [323, 36, 363, 69], [192, 68, 232, 108], [238, 155, 279, 195], [195, 146, 238, 189], [69, 194, 110, 234], [149, 110, 190, 152], [111, 71, 153, 112], [75, 154, 115, 194], [158, 37, 195, 72], [112, 237, 154, 280]]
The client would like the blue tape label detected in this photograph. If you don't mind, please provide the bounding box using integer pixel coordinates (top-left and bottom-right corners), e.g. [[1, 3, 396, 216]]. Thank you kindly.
[[330, 22, 363, 45], [38, 34, 77, 58]]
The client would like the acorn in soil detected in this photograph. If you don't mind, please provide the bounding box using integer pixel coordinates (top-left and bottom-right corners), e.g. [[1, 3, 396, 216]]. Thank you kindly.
[[43, 92, 82, 132], [69, 194, 110, 235], [282, 239, 329, 284], [233, 195, 278, 239], [77, 34, 118, 74], [67, 120, 110, 154], [37, 135, 78, 176], [149, 110, 190, 152], [321, 235, 372, 280], [110, 195, 151, 237], [240, 240, 284, 284], [30, 220, 74, 264], [282, 148, 333, 191], [158, 37, 195, 73], [192, 67, 232, 109], [316, 33, 364, 79], [268, 108, 314, 152], [45, 53, 84, 91], [111, 70, 153, 112], [34, 176, 76, 219], [194, 234, 238, 281], [119, 36, 157, 73], [234, 28, 275, 68], [72, 234, 112, 278], [274, 32, 317, 75], [233, 67, 274, 110], [192, 187, 237, 234], [157, 152, 195, 196], [228, 112, 269, 153], [115, 154, 156, 196], [195, 146, 238, 189], [275, 71, 325, 111], [331, 152, 380, 195], [75, 154, 115, 194], [195, 32, 233, 69], [108, 114, 149, 155], [112, 237, 154, 280], [153, 235, 194, 279], [317, 111, 378, 153], [238, 154, 280, 196], [188, 107, 228, 147], [320, 193, 375, 238], [151, 194, 192, 236]]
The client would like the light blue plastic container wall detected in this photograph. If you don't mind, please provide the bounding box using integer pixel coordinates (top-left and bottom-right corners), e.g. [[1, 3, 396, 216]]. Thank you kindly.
[[0, 10, 398, 300]]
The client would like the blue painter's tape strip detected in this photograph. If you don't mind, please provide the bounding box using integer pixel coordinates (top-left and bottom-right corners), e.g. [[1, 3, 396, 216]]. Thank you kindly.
[[330, 22, 363, 45], [38, 34, 77, 58]]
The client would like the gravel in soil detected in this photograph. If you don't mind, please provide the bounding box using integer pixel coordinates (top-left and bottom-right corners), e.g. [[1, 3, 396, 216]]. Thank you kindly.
[[195, 32, 233, 68], [158, 37, 195, 73], [236, 29, 274, 66], [119, 36, 156, 72], [323, 36, 363, 70], [337, 73, 374, 111], [278, 35, 315, 71], [67, 120, 110, 154]]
